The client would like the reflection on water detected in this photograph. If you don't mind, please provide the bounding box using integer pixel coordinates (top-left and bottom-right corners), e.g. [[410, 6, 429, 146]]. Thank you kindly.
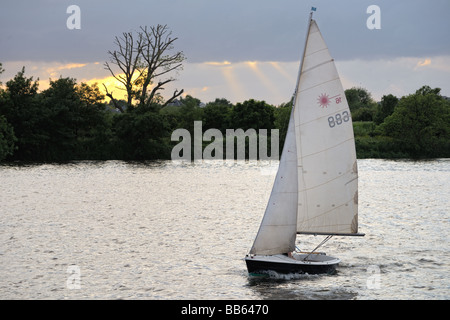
[[246, 273, 358, 300], [0, 159, 449, 299]]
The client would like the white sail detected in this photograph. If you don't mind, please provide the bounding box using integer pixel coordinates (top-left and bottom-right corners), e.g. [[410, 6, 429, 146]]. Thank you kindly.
[[249, 17, 359, 256], [294, 20, 358, 235], [249, 110, 298, 255]]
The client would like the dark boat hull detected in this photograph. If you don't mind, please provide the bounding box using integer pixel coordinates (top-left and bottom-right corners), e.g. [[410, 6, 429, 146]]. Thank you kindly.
[[245, 254, 339, 275]]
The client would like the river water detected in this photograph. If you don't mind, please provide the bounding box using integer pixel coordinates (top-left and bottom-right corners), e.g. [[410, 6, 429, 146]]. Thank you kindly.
[[0, 159, 448, 300]]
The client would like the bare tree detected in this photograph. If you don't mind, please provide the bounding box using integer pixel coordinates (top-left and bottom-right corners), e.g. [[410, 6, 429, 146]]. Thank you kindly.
[[104, 31, 143, 112], [104, 24, 185, 112], [138, 25, 185, 107], [0, 62, 4, 85]]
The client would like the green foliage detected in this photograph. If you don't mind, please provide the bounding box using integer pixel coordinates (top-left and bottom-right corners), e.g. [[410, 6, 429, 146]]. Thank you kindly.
[[177, 95, 204, 134], [112, 109, 171, 160], [345, 87, 378, 121], [0, 67, 46, 161], [353, 121, 408, 158], [349, 85, 449, 159], [0, 115, 16, 161], [230, 99, 275, 131], [374, 94, 398, 125], [202, 98, 233, 132], [273, 100, 292, 149], [0, 67, 112, 161], [380, 86, 450, 158], [345, 87, 374, 110], [355, 135, 409, 159], [0, 63, 448, 161], [75, 83, 112, 159]]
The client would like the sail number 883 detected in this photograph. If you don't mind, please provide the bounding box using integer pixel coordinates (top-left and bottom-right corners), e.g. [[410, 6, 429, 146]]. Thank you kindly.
[[328, 111, 350, 128]]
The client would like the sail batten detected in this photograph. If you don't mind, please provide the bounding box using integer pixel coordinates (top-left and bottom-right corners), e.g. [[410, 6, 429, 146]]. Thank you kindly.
[[296, 137, 355, 158], [301, 59, 334, 74], [297, 77, 341, 94], [298, 232, 365, 236], [249, 16, 360, 256], [305, 48, 329, 57]]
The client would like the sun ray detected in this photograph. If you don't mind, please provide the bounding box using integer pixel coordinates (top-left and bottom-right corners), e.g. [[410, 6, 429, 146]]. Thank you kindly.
[[221, 64, 247, 102], [246, 61, 282, 101], [269, 61, 296, 83]]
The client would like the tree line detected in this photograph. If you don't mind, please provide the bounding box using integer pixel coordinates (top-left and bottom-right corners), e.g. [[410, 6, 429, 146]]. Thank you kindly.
[[0, 65, 448, 162], [0, 65, 286, 162], [346, 86, 449, 158]]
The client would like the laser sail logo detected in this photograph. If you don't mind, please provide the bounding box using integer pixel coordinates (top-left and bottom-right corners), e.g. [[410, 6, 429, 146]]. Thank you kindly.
[[317, 93, 342, 108]]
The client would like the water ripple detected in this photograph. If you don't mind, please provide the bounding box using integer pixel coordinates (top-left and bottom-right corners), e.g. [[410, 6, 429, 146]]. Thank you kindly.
[[0, 159, 448, 299]]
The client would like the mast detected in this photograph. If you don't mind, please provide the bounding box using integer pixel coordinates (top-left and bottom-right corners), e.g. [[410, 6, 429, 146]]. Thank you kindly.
[[292, 9, 314, 108]]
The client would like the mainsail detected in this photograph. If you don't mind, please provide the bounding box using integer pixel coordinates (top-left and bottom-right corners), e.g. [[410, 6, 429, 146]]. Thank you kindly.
[[250, 17, 359, 256]]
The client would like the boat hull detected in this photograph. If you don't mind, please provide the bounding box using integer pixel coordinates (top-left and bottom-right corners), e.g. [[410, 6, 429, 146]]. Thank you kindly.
[[245, 253, 340, 275]]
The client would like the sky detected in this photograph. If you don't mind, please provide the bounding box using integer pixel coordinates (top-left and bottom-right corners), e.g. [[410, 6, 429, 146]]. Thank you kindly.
[[1, 0, 449, 105]]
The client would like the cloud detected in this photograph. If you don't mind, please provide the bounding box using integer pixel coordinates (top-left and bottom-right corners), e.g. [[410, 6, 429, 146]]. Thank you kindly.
[[336, 55, 450, 101], [0, 60, 108, 94], [416, 58, 431, 68], [204, 61, 232, 67], [428, 56, 450, 73], [1, 1, 449, 64], [4, 53, 449, 107], [59, 63, 88, 70], [46, 63, 88, 77]]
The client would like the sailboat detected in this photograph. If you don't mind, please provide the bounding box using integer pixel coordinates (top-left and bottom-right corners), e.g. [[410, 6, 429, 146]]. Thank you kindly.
[[245, 10, 364, 275]]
